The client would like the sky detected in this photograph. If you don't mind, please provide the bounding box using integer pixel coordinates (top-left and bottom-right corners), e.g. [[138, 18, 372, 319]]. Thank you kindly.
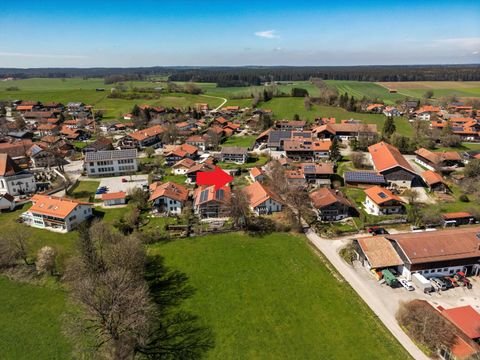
[[0, 0, 479, 68]]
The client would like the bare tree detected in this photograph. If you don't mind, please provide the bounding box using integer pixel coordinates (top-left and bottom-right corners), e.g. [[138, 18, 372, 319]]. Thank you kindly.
[[396, 300, 456, 353], [351, 152, 366, 169], [229, 188, 251, 229], [36, 246, 56, 275], [0, 227, 32, 267]]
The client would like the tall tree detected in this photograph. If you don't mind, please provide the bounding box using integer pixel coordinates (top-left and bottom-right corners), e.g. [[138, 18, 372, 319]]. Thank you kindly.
[[382, 116, 396, 139], [329, 137, 342, 162]]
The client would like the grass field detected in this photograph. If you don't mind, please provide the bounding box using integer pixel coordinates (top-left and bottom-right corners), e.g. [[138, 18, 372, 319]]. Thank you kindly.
[[222, 135, 256, 148], [377, 81, 480, 99], [149, 232, 410, 360], [67, 180, 100, 202], [0, 277, 71, 359], [325, 80, 408, 104]]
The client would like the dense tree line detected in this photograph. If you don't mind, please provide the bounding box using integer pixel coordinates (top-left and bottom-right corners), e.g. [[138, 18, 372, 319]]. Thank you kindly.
[[1, 65, 479, 82]]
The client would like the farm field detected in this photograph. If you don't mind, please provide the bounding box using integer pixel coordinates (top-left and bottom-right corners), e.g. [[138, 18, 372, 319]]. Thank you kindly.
[[377, 81, 480, 99], [149, 232, 410, 360], [325, 80, 408, 104], [0, 277, 71, 359]]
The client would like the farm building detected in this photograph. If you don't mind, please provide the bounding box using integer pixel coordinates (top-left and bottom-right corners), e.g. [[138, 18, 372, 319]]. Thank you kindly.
[[101, 191, 127, 206], [344, 171, 387, 188], [421, 170, 449, 193]]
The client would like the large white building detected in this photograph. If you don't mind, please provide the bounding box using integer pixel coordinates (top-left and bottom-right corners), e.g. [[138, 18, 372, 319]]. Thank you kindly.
[[0, 153, 36, 196], [22, 194, 93, 233], [84, 149, 138, 177]]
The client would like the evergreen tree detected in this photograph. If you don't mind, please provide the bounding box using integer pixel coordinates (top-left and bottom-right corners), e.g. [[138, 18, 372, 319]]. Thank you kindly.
[[329, 137, 342, 162], [382, 116, 396, 139]]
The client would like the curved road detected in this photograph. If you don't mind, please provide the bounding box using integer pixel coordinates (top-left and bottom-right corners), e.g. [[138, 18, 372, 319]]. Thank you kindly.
[[199, 94, 228, 111]]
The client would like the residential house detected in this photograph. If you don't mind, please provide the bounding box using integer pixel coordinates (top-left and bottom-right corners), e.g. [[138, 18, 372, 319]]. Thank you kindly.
[[172, 158, 196, 175], [120, 125, 164, 149], [21, 194, 92, 233], [364, 185, 405, 216], [285, 168, 307, 188], [366, 103, 385, 113], [186, 162, 215, 184], [313, 123, 378, 141], [414, 105, 441, 121], [368, 141, 418, 188], [249, 167, 265, 182], [84, 149, 138, 177], [0, 139, 32, 168], [83, 137, 114, 153], [415, 148, 463, 173], [36, 123, 59, 137], [421, 170, 449, 193], [243, 181, 283, 215], [193, 185, 231, 218], [67, 102, 85, 113], [383, 106, 402, 117], [220, 147, 248, 164], [300, 162, 334, 187], [186, 135, 208, 151], [102, 191, 127, 206], [0, 154, 36, 196], [27, 144, 58, 168], [164, 144, 198, 166], [275, 120, 306, 131], [283, 138, 331, 161], [309, 188, 356, 221], [149, 182, 189, 215]]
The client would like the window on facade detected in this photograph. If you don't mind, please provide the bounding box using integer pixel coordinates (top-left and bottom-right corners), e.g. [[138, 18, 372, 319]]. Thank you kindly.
[[449, 270, 454, 274]]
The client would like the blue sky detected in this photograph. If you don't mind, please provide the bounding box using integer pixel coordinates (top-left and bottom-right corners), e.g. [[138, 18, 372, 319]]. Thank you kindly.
[[0, 0, 479, 67]]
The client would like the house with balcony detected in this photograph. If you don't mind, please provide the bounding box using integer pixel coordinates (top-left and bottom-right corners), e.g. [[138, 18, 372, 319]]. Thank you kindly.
[[21, 194, 93, 233], [364, 186, 405, 216], [0, 154, 36, 196]]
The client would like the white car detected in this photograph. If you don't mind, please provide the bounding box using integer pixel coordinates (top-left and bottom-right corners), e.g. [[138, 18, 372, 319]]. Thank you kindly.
[[399, 278, 415, 291]]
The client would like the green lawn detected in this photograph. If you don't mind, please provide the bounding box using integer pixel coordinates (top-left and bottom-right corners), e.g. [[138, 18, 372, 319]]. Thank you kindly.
[[325, 80, 409, 104], [0, 277, 71, 359], [217, 155, 269, 170], [148, 232, 410, 360], [223, 135, 256, 148], [67, 180, 100, 202]]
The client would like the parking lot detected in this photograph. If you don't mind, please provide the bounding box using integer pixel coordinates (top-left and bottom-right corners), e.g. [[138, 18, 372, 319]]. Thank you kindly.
[[82, 175, 148, 198], [352, 260, 480, 315]]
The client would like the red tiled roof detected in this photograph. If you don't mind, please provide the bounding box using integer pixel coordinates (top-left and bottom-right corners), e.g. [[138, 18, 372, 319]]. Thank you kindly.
[[128, 125, 164, 141], [364, 185, 403, 205], [442, 212, 474, 220], [441, 306, 480, 339], [29, 194, 90, 219], [421, 170, 444, 186], [149, 182, 189, 203], [368, 141, 415, 173], [309, 188, 352, 209], [101, 191, 127, 200], [243, 181, 282, 208]]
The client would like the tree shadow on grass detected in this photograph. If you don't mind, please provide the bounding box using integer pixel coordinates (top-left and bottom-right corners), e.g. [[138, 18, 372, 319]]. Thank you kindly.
[[137, 254, 215, 359]]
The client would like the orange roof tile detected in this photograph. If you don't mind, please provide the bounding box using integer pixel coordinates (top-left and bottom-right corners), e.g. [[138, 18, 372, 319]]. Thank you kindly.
[[368, 141, 415, 173], [243, 181, 282, 208], [309, 188, 352, 209], [441, 306, 480, 339], [421, 170, 444, 186], [101, 191, 127, 201], [29, 194, 90, 219], [149, 181, 189, 203], [364, 185, 403, 205], [128, 125, 164, 141]]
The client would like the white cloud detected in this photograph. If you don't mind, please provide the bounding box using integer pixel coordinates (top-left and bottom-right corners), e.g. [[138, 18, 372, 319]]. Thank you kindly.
[[473, 51, 479, 55], [254, 30, 279, 39], [0, 52, 88, 59]]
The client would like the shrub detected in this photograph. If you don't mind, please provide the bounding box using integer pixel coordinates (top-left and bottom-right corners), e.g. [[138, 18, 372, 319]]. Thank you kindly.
[[459, 194, 470, 202]]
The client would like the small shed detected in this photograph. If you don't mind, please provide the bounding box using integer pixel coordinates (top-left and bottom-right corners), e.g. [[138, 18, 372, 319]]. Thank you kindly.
[[101, 191, 127, 206]]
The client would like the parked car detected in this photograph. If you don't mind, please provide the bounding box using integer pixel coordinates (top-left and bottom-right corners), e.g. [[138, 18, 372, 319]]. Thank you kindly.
[[399, 278, 415, 291], [436, 277, 452, 289], [121, 178, 128, 183], [430, 278, 447, 291], [368, 227, 389, 236]]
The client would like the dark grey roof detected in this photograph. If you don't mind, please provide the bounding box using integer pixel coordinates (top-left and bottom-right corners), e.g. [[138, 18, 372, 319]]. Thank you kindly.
[[345, 171, 387, 184], [85, 149, 137, 162], [267, 130, 292, 145]]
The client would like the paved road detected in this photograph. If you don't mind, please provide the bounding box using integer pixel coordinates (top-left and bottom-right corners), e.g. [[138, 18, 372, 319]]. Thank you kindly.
[[304, 229, 429, 360]]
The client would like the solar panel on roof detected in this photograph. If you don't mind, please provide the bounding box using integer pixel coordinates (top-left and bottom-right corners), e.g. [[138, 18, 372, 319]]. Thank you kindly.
[[345, 172, 386, 184]]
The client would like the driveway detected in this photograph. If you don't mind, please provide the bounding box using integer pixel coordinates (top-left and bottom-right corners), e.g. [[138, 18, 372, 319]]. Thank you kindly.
[[304, 229, 429, 360]]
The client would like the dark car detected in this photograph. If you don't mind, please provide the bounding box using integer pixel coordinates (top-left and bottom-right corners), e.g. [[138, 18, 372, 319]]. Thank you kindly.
[[368, 227, 389, 236]]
